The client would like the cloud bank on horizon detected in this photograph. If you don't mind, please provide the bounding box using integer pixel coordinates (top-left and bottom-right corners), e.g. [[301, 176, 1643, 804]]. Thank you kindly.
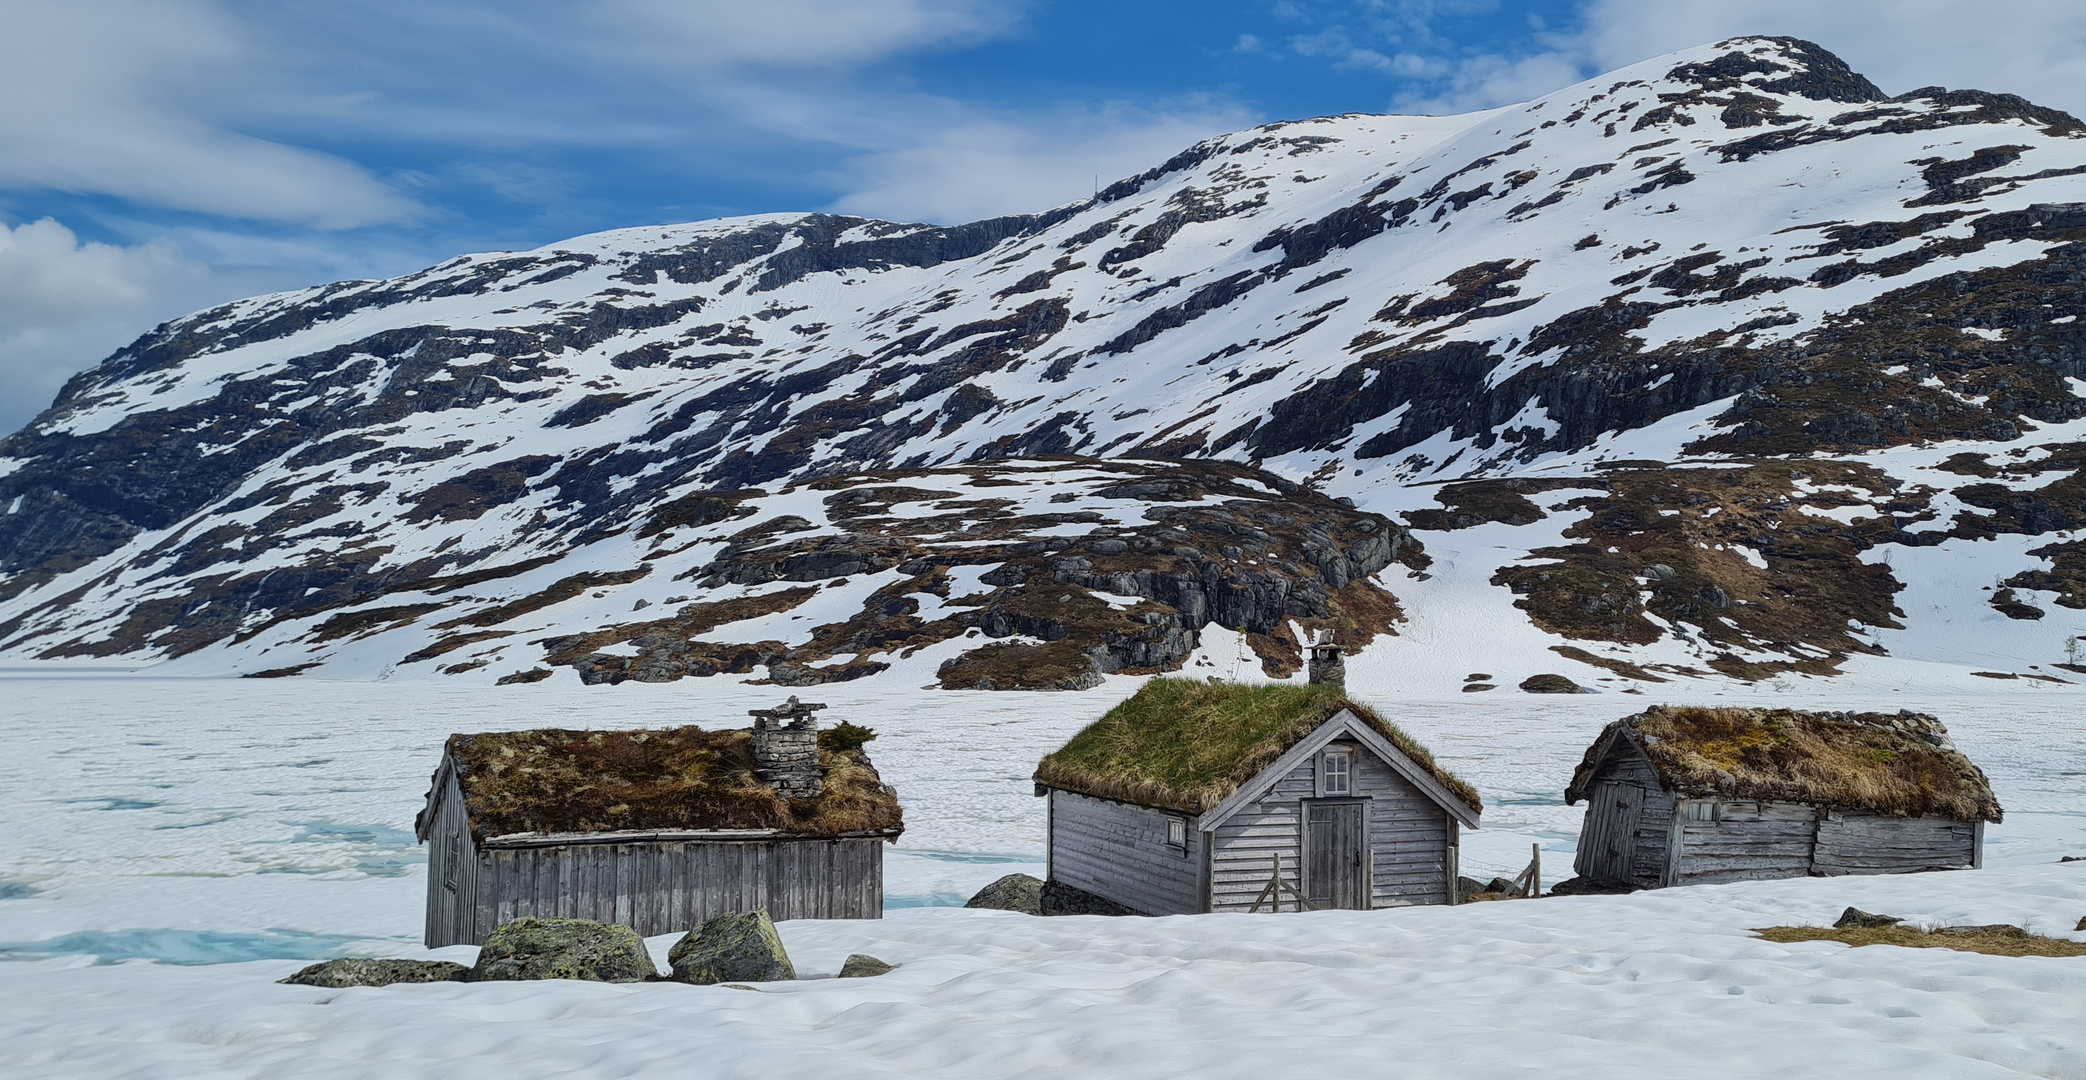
[[2, 0, 2082, 436]]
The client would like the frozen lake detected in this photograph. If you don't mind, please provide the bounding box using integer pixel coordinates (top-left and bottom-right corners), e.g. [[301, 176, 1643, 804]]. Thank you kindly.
[[2, 672, 2081, 1077]]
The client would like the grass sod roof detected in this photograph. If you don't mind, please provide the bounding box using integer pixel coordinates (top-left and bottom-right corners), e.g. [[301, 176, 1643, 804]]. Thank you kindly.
[[431, 725, 903, 842], [1567, 706, 2001, 823], [1033, 678, 1481, 816]]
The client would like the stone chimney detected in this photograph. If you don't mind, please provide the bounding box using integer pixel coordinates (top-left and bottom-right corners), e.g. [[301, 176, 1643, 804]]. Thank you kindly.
[[1306, 629, 1346, 689], [749, 696, 826, 799]]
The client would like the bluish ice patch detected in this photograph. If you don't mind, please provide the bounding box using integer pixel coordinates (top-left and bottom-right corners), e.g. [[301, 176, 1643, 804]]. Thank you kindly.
[[253, 822, 427, 877], [0, 928, 403, 965], [0, 879, 41, 900], [66, 797, 166, 811], [896, 850, 1034, 865], [1490, 794, 1567, 806], [884, 892, 973, 909]]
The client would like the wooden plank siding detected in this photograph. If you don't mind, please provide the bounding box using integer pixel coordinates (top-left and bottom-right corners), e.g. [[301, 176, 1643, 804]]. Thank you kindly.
[[1209, 759, 1314, 913], [422, 768, 481, 949], [1047, 789, 1201, 915], [1571, 739, 1672, 887], [1672, 801, 1818, 885], [1813, 812, 1976, 874], [426, 829, 883, 946]]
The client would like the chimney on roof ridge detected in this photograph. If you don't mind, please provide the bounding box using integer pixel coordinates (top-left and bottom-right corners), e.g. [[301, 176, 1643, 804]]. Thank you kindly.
[[749, 695, 826, 799], [1306, 629, 1345, 690]]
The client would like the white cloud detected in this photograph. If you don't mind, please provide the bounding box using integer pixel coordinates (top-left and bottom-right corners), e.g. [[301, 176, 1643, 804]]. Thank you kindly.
[[825, 103, 1254, 224], [0, 0, 417, 228], [596, 0, 1015, 70], [0, 218, 311, 435]]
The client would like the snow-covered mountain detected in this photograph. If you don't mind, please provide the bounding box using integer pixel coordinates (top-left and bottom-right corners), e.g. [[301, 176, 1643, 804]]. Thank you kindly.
[[2, 36, 2082, 691]]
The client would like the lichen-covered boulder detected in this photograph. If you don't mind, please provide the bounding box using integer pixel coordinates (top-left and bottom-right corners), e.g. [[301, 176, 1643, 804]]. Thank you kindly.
[[965, 873, 1045, 914], [279, 958, 470, 987], [470, 917, 657, 983], [1835, 907, 1904, 929], [838, 954, 893, 978], [669, 910, 795, 984]]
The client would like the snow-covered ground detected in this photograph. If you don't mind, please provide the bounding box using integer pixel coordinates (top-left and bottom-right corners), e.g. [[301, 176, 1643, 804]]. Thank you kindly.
[[2, 672, 2081, 1078]]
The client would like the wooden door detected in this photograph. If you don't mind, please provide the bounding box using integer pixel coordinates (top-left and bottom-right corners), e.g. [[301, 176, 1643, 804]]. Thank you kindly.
[[1304, 800, 1367, 910], [1577, 782, 1645, 881]]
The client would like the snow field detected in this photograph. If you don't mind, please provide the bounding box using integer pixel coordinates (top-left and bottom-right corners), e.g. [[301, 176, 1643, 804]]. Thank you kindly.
[[1, 674, 2082, 1077]]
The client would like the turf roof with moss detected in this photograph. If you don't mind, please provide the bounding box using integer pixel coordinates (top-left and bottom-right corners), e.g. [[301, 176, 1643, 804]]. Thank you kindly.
[[1567, 706, 2000, 822], [431, 725, 903, 841], [1034, 678, 1481, 815]]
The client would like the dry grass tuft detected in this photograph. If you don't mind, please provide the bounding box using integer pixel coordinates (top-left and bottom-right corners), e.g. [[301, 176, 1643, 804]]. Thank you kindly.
[[444, 725, 902, 840], [1755, 924, 2086, 957], [1570, 705, 2001, 822], [1034, 678, 1479, 815]]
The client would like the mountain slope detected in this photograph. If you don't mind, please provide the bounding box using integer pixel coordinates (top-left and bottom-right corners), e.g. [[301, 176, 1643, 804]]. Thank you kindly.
[[2, 36, 2082, 690]]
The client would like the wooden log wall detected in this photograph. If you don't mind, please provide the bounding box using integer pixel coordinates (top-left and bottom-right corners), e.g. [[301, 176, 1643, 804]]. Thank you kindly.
[[1047, 789, 1200, 915], [1813, 812, 1976, 875]]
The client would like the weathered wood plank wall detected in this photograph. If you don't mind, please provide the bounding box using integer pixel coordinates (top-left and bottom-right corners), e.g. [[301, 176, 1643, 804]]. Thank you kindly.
[[428, 836, 882, 945], [423, 768, 481, 948], [1345, 738, 1450, 907], [1047, 789, 1200, 915], [1209, 760, 1313, 912], [1813, 812, 1975, 874], [1672, 800, 1816, 885]]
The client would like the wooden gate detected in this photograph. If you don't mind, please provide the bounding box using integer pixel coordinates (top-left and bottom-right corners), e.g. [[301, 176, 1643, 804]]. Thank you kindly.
[[1304, 799, 1368, 910], [1577, 782, 1645, 881]]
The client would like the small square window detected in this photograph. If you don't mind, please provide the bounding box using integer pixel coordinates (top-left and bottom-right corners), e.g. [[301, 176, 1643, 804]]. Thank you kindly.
[[1321, 752, 1352, 796], [1166, 817, 1186, 847], [1684, 800, 1716, 822]]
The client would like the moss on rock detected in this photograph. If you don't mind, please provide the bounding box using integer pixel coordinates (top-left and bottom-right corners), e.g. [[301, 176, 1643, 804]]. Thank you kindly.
[[470, 917, 657, 983], [668, 909, 795, 984], [279, 958, 471, 987]]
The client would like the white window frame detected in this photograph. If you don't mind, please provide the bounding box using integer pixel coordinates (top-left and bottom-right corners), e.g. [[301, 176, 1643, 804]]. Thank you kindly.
[[1683, 799, 1717, 823], [1320, 750, 1353, 797], [1165, 816, 1187, 848]]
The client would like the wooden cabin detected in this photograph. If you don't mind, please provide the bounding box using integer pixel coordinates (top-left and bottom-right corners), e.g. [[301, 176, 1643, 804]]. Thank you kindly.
[[1564, 706, 2000, 890], [414, 697, 902, 947], [1032, 678, 1482, 915]]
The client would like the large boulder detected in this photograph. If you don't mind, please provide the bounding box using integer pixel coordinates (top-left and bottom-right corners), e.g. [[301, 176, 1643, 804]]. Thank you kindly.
[[669, 910, 796, 984], [1518, 673, 1586, 694], [965, 873, 1045, 914], [470, 917, 658, 983], [279, 958, 470, 987]]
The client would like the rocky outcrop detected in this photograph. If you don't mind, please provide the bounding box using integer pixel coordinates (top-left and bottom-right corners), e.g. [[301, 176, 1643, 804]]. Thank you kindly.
[[279, 958, 470, 987], [469, 917, 657, 983], [668, 910, 796, 984]]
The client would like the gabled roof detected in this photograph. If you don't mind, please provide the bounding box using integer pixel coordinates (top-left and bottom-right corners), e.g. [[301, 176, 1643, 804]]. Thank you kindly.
[[1565, 706, 2001, 823], [1034, 679, 1481, 820], [414, 725, 903, 843]]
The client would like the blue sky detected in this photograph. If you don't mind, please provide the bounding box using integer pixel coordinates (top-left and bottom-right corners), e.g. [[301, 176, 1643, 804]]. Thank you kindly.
[[4, 0, 2084, 434]]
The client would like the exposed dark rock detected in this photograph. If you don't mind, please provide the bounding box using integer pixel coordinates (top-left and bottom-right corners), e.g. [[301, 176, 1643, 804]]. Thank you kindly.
[[279, 958, 470, 987], [838, 954, 894, 978], [1519, 673, 1586, 693], [668, 909, 795, 984], [1835, 907, 1904, 929], [470, 917, 657, 983], [965, 873, 1045, 914], [1041, 879, 1145, 916]]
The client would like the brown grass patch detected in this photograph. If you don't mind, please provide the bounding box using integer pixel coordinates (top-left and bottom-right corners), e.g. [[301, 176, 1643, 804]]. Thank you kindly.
[[445, 725, 902, 840], [1575, 705, 2000, 821], [1755, 924, 2086, 957]]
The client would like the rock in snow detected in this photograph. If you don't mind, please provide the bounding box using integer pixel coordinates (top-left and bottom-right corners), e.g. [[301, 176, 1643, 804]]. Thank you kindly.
[[668, 910, 796, 984], [278, 958, 471, 988], [470, 917, 658, 983], [965, 873, 1046, 914], [837, 954, 895, 978]]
